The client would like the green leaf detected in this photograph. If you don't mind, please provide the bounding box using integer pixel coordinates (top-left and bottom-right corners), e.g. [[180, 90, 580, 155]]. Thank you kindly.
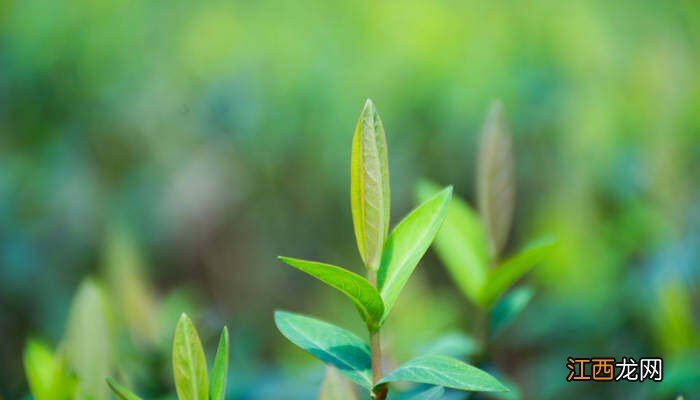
[[378, 186, 452, 319], [416, 180, 489, 306], [319, 366, 358, 400], [489, 286, 534, 339], [210, 327, 229, 400], [480, 236, 557, 307], [351, 98, 391, 271], [476, 101, 514, 257], [23, 340, 75, 400], [377, 355, 507, 392], [105, 378, 143, 400], [173, 313, 209, 400], [60, 279, 112, 400], [274, 311, 372, 388], [278, 257, 384, 330]]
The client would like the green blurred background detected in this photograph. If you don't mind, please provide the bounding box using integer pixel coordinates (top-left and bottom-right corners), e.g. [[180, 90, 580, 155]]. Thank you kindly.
[[1, 0, 699, 398]]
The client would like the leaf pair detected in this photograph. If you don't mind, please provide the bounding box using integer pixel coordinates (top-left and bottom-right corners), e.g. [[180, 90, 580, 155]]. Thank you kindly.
[[279, 186, 452, 330], [275, 311, 507, 393], [417, 180, 556, 309], [108, 313, 229, 400]]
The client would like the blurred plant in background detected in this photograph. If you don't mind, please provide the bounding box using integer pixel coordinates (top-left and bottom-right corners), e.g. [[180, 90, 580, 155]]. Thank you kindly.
[[1, 0, 699, 398]]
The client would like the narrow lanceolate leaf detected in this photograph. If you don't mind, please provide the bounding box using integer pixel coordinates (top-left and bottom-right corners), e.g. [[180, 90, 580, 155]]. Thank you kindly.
[[404, 386, 445, 400], [378, 186, 452, 320], [319, 366, 358, 400], [479, 236, 557, 307], [210, 327, 229, 400], [24, 340, 75, 400], [173, 313, 209, 400], [489, 286, 534, 339], [477, 101, 514, 258], [278, 256, 384, 330], [60, 279, 112, 400], [274, 311, 372, 388], [417, 180, 489, 305], [351, 98, 391, 271], [106, 378, 143, 400], [377, 355, 508, 393]]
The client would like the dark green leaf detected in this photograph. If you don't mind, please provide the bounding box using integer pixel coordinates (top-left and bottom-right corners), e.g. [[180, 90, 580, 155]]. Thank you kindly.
[[489, 286, 534, 339], [476, 101, 514, 257], [274, 311, 372, 388], [377, 355, 507, 392], [351, 98, 391, 271], [480, 236, 557, 307], [416, 181, 488, 305], [105, 378, 143, 400], [210, 327, 229, 400], [378, 186, 452, 320], [278, 257, 384, 330], [173, 313, 209, 400]]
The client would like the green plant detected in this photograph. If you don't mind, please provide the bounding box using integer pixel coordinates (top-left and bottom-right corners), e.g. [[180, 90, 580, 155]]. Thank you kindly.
[[107, 313, 229, 400], [275, 99, 507, 399], [416, 102, 556, 393]]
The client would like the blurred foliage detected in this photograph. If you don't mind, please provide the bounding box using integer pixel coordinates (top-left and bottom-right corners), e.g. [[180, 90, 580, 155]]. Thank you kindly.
[[1, 0, 699, 398]]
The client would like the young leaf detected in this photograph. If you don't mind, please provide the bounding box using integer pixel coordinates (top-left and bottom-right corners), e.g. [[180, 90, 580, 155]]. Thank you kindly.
[[210, 326, 229, 400], [416, 180, 489, 305], [319, 366, 358, 400], [377, 186, 452, 319], [480, 236, 557, 307], [60, 279, 112, 400], [377, 355, 507, 393], [351, 98, 391, 271], [274, 311, 372, 388], [403, 386, 445, 400], [476, 100, 514, 258], [173, 313, 209, 400], [24, 340, 75, 400], [489, 286, 534, 339], [105, 378, 143, 400], [278, 256, 384, 330]]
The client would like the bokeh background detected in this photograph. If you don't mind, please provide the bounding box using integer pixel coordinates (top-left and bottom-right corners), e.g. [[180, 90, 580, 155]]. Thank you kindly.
[[1, 0, 699, 398]]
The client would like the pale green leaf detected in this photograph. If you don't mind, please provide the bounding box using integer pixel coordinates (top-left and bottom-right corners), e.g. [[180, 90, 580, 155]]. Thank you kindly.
[[319, 366, 358, 400], [377, 355, 507, 392], [489, 286, 534, 339], [105, 378, 143, 400], [480, 236, 557, 307], [274, 311, 372, 388], [210, 326, 229, 400], [278, 256, 384, 330], [60, 279, 112, 400], [24, 340, 75, 400], [378, 186, 452, 319], [351, 98, 391, 271], [476, 101, 515, 257], [416, 180, 489, 305], [173, 313, 209, 400], [104, 223, 159, 347]]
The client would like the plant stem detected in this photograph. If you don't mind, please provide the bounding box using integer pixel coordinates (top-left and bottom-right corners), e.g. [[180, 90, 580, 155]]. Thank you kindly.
[[368, 270, 387, 400]]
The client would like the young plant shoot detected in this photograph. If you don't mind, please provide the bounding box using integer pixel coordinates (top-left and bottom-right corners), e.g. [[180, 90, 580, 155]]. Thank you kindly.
[[416, 102, 556, 393], [107, 313, 229, 400], [275, 99, 507, 399]]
